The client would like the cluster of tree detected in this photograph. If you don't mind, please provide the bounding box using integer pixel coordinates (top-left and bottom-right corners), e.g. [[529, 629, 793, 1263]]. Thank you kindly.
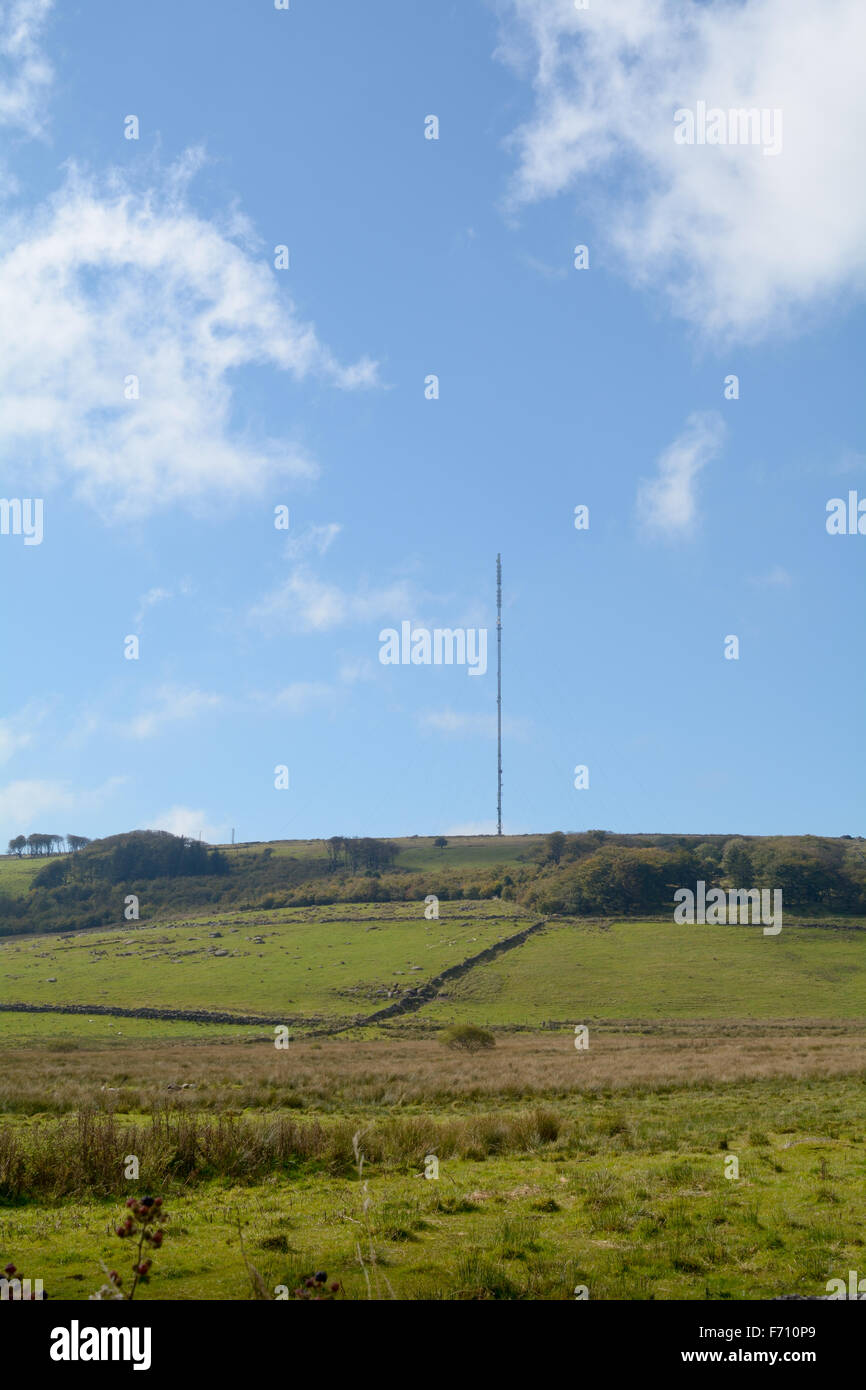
[[324, 837, 400, 873], [31, 830, 229, 891], [530, 844, 687, 914], [530, 833, 866, 916], [4, 834, 336, 937], [7, 834, 91, 857]]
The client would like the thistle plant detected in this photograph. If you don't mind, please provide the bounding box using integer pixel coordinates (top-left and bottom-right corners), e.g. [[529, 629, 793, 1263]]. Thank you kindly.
[[92, 1196, 168, 1301], [292, 1271, 342, 1300]]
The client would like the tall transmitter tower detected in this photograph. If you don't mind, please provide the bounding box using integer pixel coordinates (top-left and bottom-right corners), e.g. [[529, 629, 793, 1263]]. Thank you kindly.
[[496, 554, 502, 836]]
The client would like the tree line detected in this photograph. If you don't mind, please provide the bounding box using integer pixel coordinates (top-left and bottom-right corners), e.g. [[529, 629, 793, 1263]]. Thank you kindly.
[[528, 832, 866, 915], [325, 836, 400, 872], [31, 829, 229, 889], [4, 828, 864, 941], [7, 834, 91, 857]]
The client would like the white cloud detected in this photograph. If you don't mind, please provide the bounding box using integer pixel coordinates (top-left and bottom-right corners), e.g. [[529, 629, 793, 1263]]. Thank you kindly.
[[0, 0, 53, 136], [521, 253, 568, 282], [835, 449, 866, 476], [0, 161, 378, 518], [148, 806, 229, 845], [637, 412, 725, 535], [133, 580, 194, 626], [123, 682, 343, 737], [133, 586, 172, 626], [338, 657, 376, 684], [0, 723, 30, 764], [420, 710, 531, 739], [0, 699, 48, 764], [283, 522, 343, 560], [500, 0, 866, 338], [121, 686, 223, 740], [0, 778, 74, 826], [0, 775, 123, 839], [250, 568, 415, 634], [750, 565, 793, 587], [262, 682, 336, 715]]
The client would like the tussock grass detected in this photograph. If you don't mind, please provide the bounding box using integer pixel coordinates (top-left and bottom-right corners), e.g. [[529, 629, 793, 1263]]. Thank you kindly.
[[0, 1105, 565, 1199], [2, 1028, 865, 1116], [3, 1073, 864, 1300]]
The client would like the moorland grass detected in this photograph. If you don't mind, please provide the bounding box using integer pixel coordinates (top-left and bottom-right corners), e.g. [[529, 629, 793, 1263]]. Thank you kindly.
[[1, 1074, 863, 1300]]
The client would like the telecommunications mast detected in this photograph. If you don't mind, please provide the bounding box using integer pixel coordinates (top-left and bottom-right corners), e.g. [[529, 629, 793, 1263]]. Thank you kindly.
[[497, 554, 502, 836]]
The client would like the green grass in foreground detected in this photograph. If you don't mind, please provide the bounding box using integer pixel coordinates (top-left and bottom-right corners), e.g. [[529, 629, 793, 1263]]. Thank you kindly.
[[3, 1076, 863, 1300]]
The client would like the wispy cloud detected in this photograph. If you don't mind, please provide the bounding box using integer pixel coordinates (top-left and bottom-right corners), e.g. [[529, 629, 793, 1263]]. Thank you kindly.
[[419, 710, 531, 739], [134, 587, 172, 627], [0, 0, 53, 137], [0, 722, 31, 764], [283, 522, 342, 561], [520, 253, 567, 282], [133, 580, 195, 626], [0, 699, 49, 764], [258, 682, 336, 715], [122, 681, 347, 738], [120, 686, 224, 740], [338, 657, 376, 684], [0, 774, 124, 838], [749, 565, 793, 588], [637, 412, 725, 536], [250, 568, 416, 634]]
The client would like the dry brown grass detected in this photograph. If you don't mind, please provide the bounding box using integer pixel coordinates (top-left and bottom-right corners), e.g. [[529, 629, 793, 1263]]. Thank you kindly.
[[2, 1023, 864, 1116]]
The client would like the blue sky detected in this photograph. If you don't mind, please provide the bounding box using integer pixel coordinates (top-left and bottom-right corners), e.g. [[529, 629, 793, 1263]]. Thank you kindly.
[[0, 0, 863, 847]]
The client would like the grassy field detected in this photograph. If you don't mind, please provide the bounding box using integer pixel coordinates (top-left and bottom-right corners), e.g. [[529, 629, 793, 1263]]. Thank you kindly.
[[0, 902, 531, 1032], [222, 834, 545, 871], [2, 1075, 864, 1300], [0, 855, 46, 897], [2, 907, 863, 1038], [1, 854, 864, 1300], [405, 918, 866, 1025]]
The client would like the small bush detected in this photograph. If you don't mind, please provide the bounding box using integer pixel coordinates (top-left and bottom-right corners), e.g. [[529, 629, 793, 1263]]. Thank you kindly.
[[441, 1025, 496, 1053]]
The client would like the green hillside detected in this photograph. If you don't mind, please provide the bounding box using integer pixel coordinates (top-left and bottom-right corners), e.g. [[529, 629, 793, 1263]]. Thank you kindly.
[[0, 901, 530, 1036], [2, 903, 864, 1045], [0, 855, 45, 897], [403, 917, 866, 1025]]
